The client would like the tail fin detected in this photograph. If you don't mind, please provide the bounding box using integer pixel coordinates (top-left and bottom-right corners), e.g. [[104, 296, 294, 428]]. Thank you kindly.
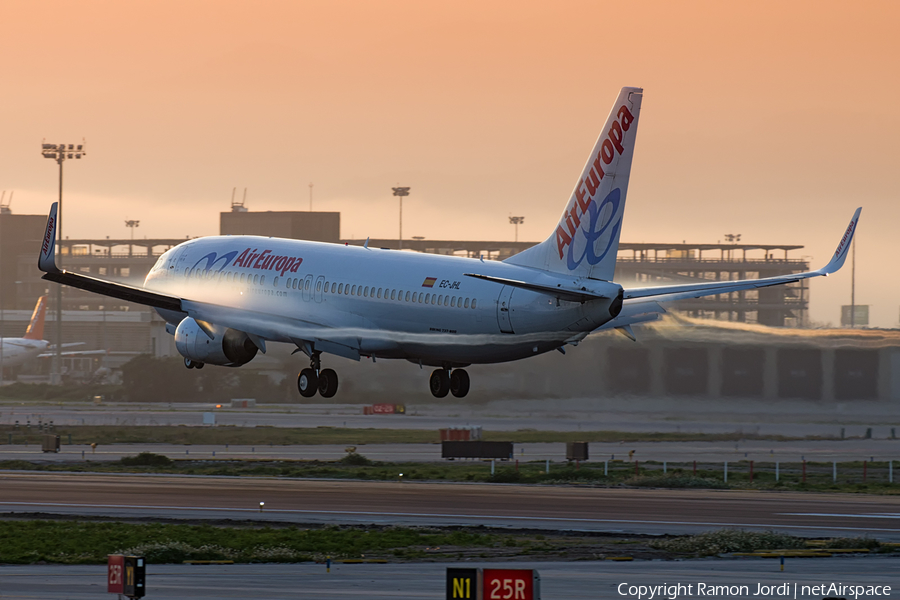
[[505, 86, 643, 281], [23, 295, 48, 340]]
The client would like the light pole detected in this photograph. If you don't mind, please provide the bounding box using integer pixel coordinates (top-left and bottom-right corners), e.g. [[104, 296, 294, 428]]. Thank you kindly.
[[125, 220, 140, 257], [392, 187, 410, 250], [41, 140, 86, 384], [509, 216, 524, 242], [308, 182, 313, 211]]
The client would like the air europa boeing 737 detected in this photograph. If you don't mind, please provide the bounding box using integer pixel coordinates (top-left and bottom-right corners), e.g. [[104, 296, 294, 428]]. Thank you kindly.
[[37, 87, 861, 399]]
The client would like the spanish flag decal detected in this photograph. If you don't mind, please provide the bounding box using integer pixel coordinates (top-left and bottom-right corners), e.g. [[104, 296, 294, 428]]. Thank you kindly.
[[422, 277, 437, 288]]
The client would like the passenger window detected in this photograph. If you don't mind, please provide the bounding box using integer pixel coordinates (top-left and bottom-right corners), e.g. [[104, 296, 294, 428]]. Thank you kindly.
[[451, 297, 456, 307], [418, 293, 423, 303], [306, 279, 312, 291], [472, 298, 477, 309], [260, 275, 266, 285], [254, 274, 259, 285], [317, 280, 322, 292], [405, 291, 410, 302], [389, 290, 395, 300], [324, 281, 329, 291], [351, 285, 357, 295], [363, 286, 369, 297], [240, 273, 246, 283], [464, 298, 470, 308], [377, 288, 382, 298], [338, 283, 343, 294], [437, 295, 443, 305], [330, 283, 336, 293]]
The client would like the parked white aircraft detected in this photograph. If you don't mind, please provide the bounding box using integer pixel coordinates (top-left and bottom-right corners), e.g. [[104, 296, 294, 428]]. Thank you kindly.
[[37, 87, 861, 399], [0, 296, 50, 368]]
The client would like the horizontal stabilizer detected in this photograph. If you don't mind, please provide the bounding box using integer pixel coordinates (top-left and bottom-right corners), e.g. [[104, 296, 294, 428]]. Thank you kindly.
[[463, 273, 610, 302]]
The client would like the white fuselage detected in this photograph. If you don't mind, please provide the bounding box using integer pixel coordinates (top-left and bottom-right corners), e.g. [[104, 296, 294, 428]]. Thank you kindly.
[[145, 236, 622, 366], [0, 338, 49, 368]]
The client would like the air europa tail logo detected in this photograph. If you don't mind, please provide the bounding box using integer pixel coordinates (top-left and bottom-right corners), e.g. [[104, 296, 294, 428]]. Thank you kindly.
[[192, 247, 303, 276], [556, 103, 634, 267]]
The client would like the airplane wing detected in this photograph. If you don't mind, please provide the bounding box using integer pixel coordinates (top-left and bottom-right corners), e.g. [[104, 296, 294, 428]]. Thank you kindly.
[[622, 208, 861, 304], [38, 349, 110, 358], [39, 203, 183, 312], [37, 202, 356, 357]]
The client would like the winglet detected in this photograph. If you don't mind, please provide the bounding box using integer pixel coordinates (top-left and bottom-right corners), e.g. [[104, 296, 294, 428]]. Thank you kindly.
[[819, 207, 862, 275], [38, 202, 60, 273]]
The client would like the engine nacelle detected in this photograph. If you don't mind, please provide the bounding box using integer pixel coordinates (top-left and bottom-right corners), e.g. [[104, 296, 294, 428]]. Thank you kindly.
[[174, 317, 259, 367]]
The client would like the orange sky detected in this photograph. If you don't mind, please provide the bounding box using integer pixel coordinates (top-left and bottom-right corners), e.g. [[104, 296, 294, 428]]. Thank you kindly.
[[2, 0, 898, 326]]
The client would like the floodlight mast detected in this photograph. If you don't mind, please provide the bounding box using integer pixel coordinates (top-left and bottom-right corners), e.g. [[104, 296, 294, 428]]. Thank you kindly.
[[509, 216, 524, 242], [41, 139, 86, 385], [125, 220, 140, 257], [392, 187, 410, 250]]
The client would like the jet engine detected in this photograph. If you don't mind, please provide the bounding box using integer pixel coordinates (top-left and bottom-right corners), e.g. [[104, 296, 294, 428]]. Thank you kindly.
[[174, 317, 259, 366]]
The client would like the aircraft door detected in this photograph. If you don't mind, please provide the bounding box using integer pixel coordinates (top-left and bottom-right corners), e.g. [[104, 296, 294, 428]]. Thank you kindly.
[[497, 285, 515, 334], [314, 276, 325, 303], [302, 274, 313, 302]]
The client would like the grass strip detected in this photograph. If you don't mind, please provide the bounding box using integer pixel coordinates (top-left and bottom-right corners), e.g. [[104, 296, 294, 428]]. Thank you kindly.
[[2, 454, 900, 494], [0, 520, 889, 565]]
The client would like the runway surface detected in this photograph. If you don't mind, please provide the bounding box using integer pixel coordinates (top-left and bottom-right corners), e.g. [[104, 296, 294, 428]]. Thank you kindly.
[[2, 438, 900, 463], [2, 472, 900, 539], [2, 558, 899, 599], [1, 398, 895, 438]]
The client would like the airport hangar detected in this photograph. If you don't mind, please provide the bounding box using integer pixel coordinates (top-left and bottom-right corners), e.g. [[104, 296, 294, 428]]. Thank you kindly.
[[1, 202, 896, 402]]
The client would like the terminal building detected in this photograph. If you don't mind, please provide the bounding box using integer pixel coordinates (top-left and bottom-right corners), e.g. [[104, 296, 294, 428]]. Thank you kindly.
[[0, 202, 883, 400]]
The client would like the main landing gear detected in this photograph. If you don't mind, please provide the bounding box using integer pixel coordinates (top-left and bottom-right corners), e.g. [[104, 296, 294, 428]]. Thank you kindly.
[[297, 352, 339, 399], [184, 358, 204, 369], [430, 368, 469, 398]]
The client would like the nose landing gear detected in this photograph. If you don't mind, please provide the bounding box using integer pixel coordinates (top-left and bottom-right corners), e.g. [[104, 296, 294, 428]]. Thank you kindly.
[[184, 358, 205, 369], [297, 351, 339, 398], [430, 368, 469, 398]]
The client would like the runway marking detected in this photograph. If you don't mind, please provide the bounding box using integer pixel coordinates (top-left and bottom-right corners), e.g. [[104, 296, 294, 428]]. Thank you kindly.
[[3, 501, 900, 534], [781, 512, 900, 519]]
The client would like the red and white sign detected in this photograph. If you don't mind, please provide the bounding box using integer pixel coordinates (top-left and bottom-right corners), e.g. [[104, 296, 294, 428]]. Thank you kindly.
[[107, 554, 124, 594], [372, 403, 395, 414], [483, 569, 539, 600]]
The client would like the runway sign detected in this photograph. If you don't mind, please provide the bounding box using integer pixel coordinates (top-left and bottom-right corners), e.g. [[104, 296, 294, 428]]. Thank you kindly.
[[447, 568, 482, 599], [122, 555, 146, 598], [483, 569, 540, 600], [447, 568, 539, 600], [107, 554, 124, 593]]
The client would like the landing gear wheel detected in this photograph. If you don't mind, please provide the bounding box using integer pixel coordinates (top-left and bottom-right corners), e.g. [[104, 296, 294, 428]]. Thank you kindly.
[[298, 368, 319, 397], [184, 357, 194, 369], [429, 369, 450, 398], [195, 362, 204, 369], [318, 368, 339, 398], [450, 369, 470, 398]]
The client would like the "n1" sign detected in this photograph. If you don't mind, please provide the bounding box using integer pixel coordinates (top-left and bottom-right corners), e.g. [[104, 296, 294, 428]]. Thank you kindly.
[[446, 568, 482, 599]]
